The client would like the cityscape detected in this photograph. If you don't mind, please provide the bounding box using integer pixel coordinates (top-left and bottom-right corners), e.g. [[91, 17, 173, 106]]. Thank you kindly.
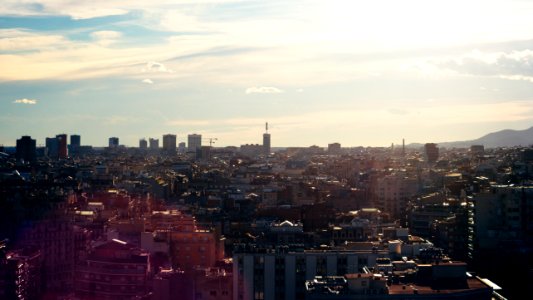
[[1, 127, 532, 299], [2, 1, 533, 300]]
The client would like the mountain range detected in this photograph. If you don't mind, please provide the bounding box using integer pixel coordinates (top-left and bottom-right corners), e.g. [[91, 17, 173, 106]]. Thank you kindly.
[[409, 126, 533, 149]]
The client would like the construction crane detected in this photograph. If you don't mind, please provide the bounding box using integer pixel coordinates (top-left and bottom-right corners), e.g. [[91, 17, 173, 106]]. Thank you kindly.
[[202, 137, 218, 147]]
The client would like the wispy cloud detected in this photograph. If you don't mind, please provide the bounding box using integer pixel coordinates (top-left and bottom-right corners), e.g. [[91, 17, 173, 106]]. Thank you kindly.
[[142, 78, 154, 84], [438, 49, 533, 82], [13, 98, 37, 104], [245, 86, 283, 94], [91, 30, 122, 46]]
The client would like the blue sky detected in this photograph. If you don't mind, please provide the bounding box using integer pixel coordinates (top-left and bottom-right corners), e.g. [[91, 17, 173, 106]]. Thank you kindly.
[[2, 0, 533, 147]]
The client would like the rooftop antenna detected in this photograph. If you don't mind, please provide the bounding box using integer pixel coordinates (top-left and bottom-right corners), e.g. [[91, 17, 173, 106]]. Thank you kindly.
[[265, 122, 269, 133]]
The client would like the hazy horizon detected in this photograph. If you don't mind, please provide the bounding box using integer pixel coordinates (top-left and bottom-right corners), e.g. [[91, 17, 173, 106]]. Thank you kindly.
[[2, 0, 533, 147]]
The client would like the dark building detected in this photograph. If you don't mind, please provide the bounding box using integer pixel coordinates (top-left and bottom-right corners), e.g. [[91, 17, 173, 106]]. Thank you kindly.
[[328, 143, 341, 154], [109, 137, 119, 148], [263, 133, 271, 155], [56, 134, 68, 159], [15, 135, 36, 162], [0, 245, 42, 300], [70, 134, 81, 148], [70, 134, 81, 155], [139, 138, 148, 149], [46, 137, 58, 158], [424, 143, 439, 163], [162, 134, 177, 153]]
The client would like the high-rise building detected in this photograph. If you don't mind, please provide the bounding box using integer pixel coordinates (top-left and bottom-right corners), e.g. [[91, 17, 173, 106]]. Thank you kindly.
[[188, 134, 202, 152], [328, 142, 341, 154], [149, 138, 159, 149], [16, 135, 36, 162], [424, 143, 439, 163], [46, 137, 59, 158], [163, 134, 177, 153], [56, 134, 68, 158], [108, 137, 119, 148], [263, 122, 271, 155], [70, 135, 81, 148], [139, 138, 148, 149], [69, 134, 81, 156]]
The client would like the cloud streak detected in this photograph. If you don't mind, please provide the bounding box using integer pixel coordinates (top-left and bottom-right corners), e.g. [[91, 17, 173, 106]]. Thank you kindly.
[[13, 98, 37, 104], [245, 86, 283, 94]]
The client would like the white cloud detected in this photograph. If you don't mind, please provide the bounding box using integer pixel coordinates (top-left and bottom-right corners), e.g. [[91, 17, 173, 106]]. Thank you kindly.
[[245, 86, 283, 94], [142, 61, 173, 73], [13, 98, 37, 104], [142, 78, 154, 84]]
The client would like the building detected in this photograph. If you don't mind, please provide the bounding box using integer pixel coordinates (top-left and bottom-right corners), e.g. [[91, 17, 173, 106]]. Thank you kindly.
[[373, 173, 418, 219], [304, 263, 494, 300], [70, 134, 81, 155], [15, 135, 36, 162], [109, 137, 119, 148], [0, 245, 42, 300], [328, 143, 341, 155], [233, 246, 387, 300], [75, 239, 151, 300], [70, 134, 81, 148], [424, 143, 439, 163], [15, 218, 90, 292], [149, 138, 159, 149], [56, 134, 68, 158], [263, 133, 271, 155], [240, 144, 263, 157], [45, 137, 59, 158], [470, 145, 484, 156], [139, 138, 148, 149], [188, 134, 202, 152], [178, 142, 186, 153], [162, 134, 177, 153]]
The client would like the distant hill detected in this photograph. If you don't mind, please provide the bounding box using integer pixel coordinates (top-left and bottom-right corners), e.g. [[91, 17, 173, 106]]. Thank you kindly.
[[409, 126, 533, 149]]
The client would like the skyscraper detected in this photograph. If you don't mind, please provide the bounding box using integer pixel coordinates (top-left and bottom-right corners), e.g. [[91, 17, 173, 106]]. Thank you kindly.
[[149, 138, 159, 149], [139, 138, 148, 149], [188, 134, 202, 152], [109, 137, 119, 148], [425, 143, 439, 163], [16, 136, 36, 162], [56, 134, 68, 159], [45, 137, 58, 158], [162, 134, 177, 153], [70, 134, 80, 155], [70, 135, 81, 148], [263, 122, 271, 155]]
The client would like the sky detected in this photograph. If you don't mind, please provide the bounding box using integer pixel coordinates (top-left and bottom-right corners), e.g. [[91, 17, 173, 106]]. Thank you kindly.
[[2, 0, 533, 147]]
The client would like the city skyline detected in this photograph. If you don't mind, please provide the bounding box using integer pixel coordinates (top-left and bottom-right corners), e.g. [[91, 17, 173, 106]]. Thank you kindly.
[[3, 1, 533, 146]]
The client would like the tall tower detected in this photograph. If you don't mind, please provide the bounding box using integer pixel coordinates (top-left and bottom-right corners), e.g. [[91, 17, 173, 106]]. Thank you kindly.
[[70, 135, 81, 148], [162, 134, 177, 153], [402, 138, 405, 156], [263, 122, 271, 155], [46, 137, 58, 158], [188, 134, 202, 152], [56, 134, 68, 158]]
